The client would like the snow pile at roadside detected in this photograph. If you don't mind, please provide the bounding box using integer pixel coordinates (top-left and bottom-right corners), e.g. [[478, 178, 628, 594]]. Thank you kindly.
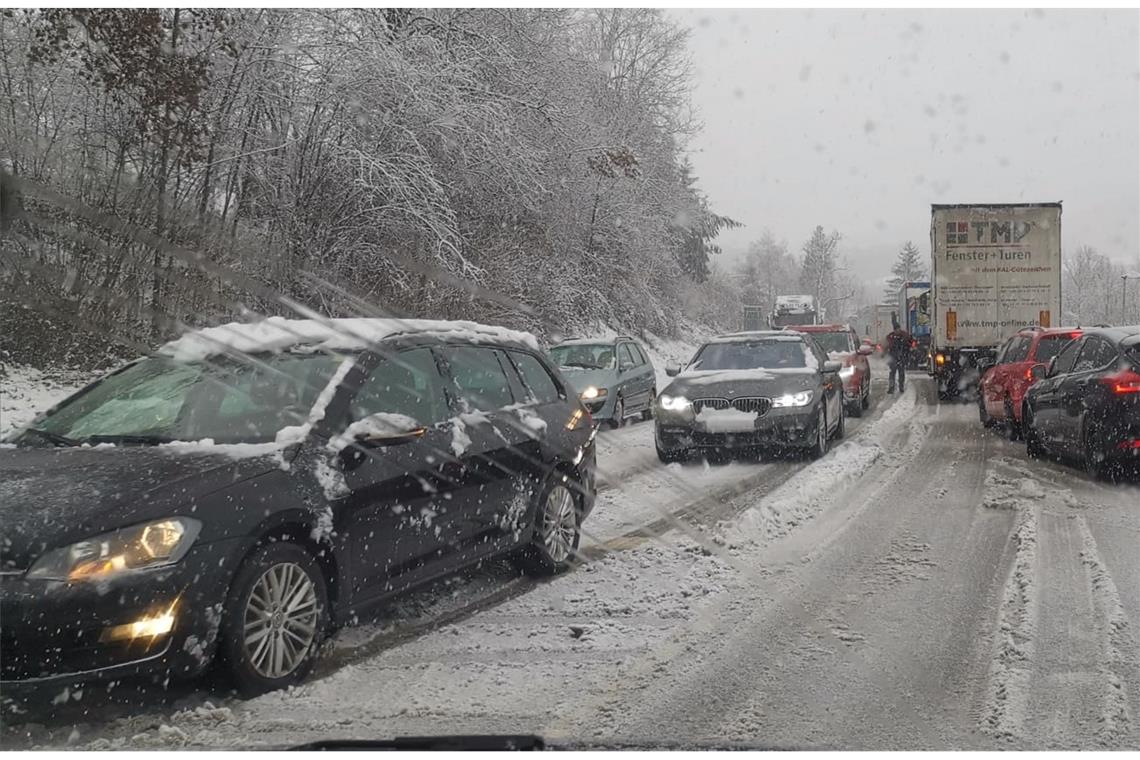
[[718, 390, 916, 550], [0, 364, 94, 438]]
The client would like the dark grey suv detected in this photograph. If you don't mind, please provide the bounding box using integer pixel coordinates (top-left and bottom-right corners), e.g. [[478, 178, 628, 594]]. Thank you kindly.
[[654, 331, 845, 461], [1, 318, 597, 695]]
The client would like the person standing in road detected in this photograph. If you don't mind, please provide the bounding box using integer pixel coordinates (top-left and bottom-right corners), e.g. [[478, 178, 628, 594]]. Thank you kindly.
[[886, 315, 912, 394]]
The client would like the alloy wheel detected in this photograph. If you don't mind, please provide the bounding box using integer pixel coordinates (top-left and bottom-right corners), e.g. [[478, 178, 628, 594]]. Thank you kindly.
[[541, 484, 577, 564], [243, 562, 319, 679]]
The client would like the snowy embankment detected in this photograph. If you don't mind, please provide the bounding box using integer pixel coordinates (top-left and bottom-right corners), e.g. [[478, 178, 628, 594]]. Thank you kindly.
[[0, 364, 93, 438]]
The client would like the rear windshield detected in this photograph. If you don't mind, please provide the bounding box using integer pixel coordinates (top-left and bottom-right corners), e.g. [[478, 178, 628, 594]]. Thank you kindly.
[[691, 340, 810, 371], [807, 332, 851, 354], [1035, 334, 1079, 364]]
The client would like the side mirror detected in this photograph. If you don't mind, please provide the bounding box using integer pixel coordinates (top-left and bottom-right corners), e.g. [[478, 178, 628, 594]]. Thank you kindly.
[[1029, 363, 1047, 382], [665, 362, 681, 377], [822, 360, 843, 374], [857, 345, 873, 356]]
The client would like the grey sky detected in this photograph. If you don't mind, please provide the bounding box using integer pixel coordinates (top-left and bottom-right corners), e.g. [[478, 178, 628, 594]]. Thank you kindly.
[[672, 9, 1140, 282]]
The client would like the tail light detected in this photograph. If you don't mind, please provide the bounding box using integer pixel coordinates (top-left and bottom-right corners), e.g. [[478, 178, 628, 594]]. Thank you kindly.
[[1104, 369, 1140, 395], [1024, 367, 1035, 382]]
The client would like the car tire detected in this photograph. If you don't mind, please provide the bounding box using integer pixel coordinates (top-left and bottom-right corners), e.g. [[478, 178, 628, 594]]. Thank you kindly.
[[1081, 420, 1110, 481], [978, 393, 991, 428], [807, 409, 829, 459], [1024, 405, 1045, 459], [656, 439, 688, 464], [516, 477, 581, 576], [861, 381, 871, 410], [834, 403, 846, 440], [609, 397, 624, 429], [1004, 398, 1021, 442], [641, 388, 655, 421], [219, 542, 329, 697]]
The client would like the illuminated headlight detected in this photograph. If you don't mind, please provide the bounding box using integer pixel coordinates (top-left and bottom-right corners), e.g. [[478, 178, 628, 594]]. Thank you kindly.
[[838, 366, 856, 379], [27, 518, 201, 582], [771, 390, 814, 408], [658, 394, 691, 411], [579, 386, 608, 401]]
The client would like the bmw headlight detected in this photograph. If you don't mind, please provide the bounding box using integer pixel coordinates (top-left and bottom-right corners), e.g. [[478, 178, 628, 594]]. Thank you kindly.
[[771, 390, 814, 408], [658, 394, 692, 411], [580, 386, 608, 401], [27, 517, 202, 582], [839, 366, 856, 379]]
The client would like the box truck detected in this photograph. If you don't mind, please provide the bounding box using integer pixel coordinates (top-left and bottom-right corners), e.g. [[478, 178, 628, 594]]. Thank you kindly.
[[769, 295, 819, 328], [929, 203, 1062, 398], [899, 281, 931, 369]]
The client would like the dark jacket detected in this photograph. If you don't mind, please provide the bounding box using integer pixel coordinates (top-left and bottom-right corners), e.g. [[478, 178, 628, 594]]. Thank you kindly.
[[886, 328, 912, 360]]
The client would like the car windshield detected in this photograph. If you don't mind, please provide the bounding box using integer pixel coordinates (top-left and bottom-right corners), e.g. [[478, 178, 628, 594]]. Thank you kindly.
[[549, 344, 616, 370], [19, 353, 343, 445], [691, 340, 809, 371], [808, 332, 851, 354]]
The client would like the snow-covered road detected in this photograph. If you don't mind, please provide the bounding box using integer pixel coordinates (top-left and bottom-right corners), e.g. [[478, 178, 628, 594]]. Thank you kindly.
[[4, 372, 1140, 750]]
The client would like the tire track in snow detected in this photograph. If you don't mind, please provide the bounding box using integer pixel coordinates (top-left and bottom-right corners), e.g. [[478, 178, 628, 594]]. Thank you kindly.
[[981, 501, 1039, 742], [1075, 517, 1134, 744]]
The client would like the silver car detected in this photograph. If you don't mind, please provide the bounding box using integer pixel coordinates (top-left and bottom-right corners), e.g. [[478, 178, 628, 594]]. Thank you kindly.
[[548, 337, 657, 427]]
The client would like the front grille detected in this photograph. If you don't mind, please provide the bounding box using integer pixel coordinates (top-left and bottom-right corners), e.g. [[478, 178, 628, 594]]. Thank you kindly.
[[731, 397, 771, 415], [692, 398, 731, 413], [692, 397, 771, 416]]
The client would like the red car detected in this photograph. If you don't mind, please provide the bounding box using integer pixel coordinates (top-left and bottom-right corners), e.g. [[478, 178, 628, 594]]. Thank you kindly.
[[787, 324, 873, 416], [979, 326, 1083, 440]]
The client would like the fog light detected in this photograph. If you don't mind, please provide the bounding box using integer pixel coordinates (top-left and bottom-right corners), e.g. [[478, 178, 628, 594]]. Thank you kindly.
[[100, 600, 177, 645]]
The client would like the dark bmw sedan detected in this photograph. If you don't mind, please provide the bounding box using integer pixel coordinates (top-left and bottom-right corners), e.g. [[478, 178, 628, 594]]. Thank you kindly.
[[0, 317, 596, 695], [653, 331, 845, 462], [1022, 325, 1140, 479]]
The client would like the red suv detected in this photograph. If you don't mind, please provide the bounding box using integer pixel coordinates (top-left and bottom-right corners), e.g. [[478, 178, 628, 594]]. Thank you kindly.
[[979, 326, 1082, 439], [787, 324, 873, 416]]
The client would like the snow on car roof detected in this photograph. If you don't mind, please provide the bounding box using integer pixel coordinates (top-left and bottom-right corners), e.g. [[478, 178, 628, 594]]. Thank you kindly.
[[708, 331, 805, 343], [551, 337, 617, 347], [160, 316, 540, 361]]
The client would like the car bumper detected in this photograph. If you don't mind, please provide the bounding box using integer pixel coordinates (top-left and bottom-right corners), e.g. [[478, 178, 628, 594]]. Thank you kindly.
[[655, 404, 821, 451], [581, 394, 615, 421], [0, 538, 242, 689]]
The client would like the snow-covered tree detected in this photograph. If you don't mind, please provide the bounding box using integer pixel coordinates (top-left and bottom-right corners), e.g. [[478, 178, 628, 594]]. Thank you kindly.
[[882, 241, 928, 302]]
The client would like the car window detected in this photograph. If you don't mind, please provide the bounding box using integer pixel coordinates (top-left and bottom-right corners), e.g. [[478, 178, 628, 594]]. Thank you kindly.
[[508, 351, 562, 404], [619, 344, 638, 369], [994, 337, 1012, 364], [1072, 336, 1118, 373], [350, 348, 449, 426], [1005, 336, 1031, 363], [1034, 334, 1078, 364], [633, 344, 650, 365], [443, 346, 515, 412], [1052, 337, 1083, 375]]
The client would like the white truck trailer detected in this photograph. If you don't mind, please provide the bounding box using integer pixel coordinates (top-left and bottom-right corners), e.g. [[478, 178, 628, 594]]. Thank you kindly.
[[929, 202, 1062, 398]]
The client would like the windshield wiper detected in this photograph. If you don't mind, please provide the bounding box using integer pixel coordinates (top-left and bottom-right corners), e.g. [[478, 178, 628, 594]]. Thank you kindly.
[[289, 734, 544, 751], [19, 427, 80, 447], [85, 434, 175, 446]]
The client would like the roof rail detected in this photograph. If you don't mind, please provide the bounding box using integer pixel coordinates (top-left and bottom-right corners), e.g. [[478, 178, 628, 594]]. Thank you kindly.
[[614, 335, 636, 342]]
